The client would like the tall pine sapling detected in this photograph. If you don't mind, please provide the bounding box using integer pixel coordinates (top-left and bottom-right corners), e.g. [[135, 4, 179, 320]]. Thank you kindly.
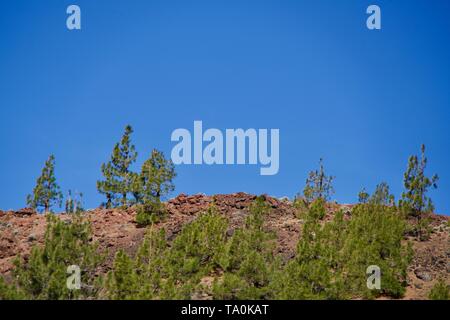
[[358, 183, 395, 206], [115, 125, 138, 206], [370, 182, 395, 206], [97, 162, 117, 208], [97, 125, 138, 208], [399, 145, 438, 240], [301, 158, 335, 204], [140, 149, 176, 202], [26, 155, 62, 213], [400, 144, 439, 217], [65, 190, 84, 214], [135, 149, 176, 226], [358, 188, 369, 204]]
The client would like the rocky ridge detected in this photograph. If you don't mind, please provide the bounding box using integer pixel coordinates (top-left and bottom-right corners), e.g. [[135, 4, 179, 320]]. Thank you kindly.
[[0, 192, 448, 299]]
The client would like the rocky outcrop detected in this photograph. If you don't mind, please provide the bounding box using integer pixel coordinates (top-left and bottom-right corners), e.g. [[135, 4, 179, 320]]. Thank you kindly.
[[0, 193, 448, 299]]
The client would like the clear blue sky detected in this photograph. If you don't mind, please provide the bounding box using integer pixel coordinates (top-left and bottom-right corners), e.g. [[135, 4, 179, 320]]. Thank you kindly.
[[0, 0, 449, 213]]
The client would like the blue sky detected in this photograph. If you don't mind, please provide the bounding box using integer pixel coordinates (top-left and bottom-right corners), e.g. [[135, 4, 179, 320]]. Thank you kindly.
[[0, 0, 449, 213]]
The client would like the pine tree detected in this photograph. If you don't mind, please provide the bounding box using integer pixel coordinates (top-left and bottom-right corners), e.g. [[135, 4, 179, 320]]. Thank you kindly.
[[135, 149, 176, 226], [343, 201, 412, 298], [139, 149, 176, 202], [361, 182, 395, 206], [213, 197, 279, 299], [370, 182, 394, 205], [399, 145, 439, 240], [106, 208, 228, 299], [166, 206, 228, 279], [271, 199, 345, 299], [358, 188, 369, 204], [302, 158, 335, 204], [97, 125, 138, 208], [65, 190, 84, 213], [272, 193, 412, 300], [97, 162, 117, 208], [26, 155, 63, 213], [105, 227, 168, 300], [400, 144, 438, 217], [1, 213, 102, 300], [105, 250, 140, 300]]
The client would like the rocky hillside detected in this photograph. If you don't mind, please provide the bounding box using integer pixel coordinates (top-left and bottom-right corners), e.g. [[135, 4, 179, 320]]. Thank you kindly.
[[0, 193, 448, 299]]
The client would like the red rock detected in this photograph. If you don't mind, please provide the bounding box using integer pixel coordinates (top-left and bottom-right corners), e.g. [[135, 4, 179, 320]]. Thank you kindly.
[[14, 208, 36, 216]]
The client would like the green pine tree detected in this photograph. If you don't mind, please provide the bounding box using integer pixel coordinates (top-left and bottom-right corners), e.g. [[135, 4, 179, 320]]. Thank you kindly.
[[271, 199, 345, 299], [213, 197, 279, 300], [97, 162, 117, 208], [105, 250, 141, 300], [400, 144, 438, 217], [428, 280, 449, 300], [26, 155, 63, 213], [139, 149, 176, 202], [399, 145, 439, 240], [0, 213, 102, 300], [135, 149, 176, 226], [104, 227, 168, 300], [106, 207, 229, 300], [342, 200, 412, 298], [361, 182, 395, 206], [97, 125, 138, 208], [370, 182, 394, 205], [65, 190, 84, 213], [301, 158, 335, 204], [358, 188, 370, 204], [273, 190, 411, 300]]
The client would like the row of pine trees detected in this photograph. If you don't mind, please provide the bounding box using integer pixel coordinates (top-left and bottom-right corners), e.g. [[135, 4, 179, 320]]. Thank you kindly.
[[26, 125, 176, 225], [25, 125, 439, 219], [25, 125, 440, 232]]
